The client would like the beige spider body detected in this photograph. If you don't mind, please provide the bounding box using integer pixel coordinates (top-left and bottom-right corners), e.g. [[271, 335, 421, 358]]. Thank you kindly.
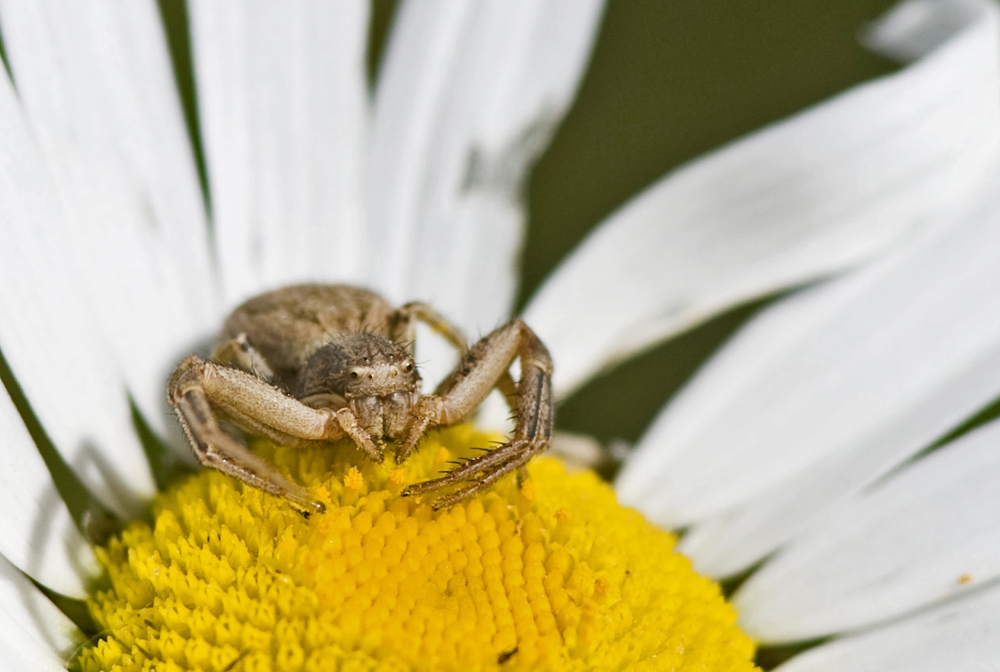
[[169, 284, 553, 513]]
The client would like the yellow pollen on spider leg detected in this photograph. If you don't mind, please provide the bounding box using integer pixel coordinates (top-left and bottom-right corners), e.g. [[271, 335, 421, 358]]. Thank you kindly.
[[75, 426, 759, 672]]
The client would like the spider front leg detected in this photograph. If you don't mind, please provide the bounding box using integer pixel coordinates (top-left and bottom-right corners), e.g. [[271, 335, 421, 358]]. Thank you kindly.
[[400, 318, 554, 508], [168, 355, 382, 514], [211, 333, 276, 380]]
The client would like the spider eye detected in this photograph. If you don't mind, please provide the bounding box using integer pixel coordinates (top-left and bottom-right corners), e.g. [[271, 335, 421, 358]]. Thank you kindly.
[[350, 371, 359, 379], [404, 362, 413, 373]]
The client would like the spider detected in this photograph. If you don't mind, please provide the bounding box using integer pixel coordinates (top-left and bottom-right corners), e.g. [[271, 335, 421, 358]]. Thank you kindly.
[[168, 284, 553, 514]]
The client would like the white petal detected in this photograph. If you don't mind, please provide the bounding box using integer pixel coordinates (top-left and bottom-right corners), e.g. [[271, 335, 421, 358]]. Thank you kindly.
[[677, 314, 1000, 582], [0, 389, 94, 597], [774, 584, 1000, 672], [735, 417, 1000, 642], [190, 0, 370, 305], [0, 0, 219, 434], [0, 554, 77, 671], [367, 0, 603, 334], [0, 67, 154, 510], [526, 0, 1000, 397], [620, 164, 1000, 546]]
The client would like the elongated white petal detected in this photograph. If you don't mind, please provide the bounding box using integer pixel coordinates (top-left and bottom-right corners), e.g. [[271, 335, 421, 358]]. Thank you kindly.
[[527, 0, 1000, 397], [0, 68, 153, 510], [0, 389, 94, 597], [191, 0, 369, 306], [775, 584, 1000, 672], [0, 0, 218, 434], [616, 0, 1000, 522], [0, 555, 77, 671], [677, 309, 1000, 582], [368, 0, 603, 336], [734, 417, 1000, 642], [621, 162, 1000, 553]]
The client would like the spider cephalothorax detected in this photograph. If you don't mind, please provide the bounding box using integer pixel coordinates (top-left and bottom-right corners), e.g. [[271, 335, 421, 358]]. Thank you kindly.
[[169, 284, 553, 513], [292, 332, 422, 441]]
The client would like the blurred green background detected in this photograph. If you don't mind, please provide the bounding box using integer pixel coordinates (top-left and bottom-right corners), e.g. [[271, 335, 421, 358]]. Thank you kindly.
[[513, 0, 899, 446], [159, 0, 901, 447]]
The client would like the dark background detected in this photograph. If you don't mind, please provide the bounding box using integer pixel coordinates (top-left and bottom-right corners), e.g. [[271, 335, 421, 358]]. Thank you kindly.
[[504, 1, 899, 445]]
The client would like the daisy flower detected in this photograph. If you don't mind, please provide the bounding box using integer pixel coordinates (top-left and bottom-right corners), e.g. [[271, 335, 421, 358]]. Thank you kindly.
[[0, 0, 998, 670]]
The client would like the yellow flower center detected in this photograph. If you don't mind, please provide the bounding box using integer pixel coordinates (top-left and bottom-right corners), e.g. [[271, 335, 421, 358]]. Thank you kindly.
[[76, 426, 759, 672]]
